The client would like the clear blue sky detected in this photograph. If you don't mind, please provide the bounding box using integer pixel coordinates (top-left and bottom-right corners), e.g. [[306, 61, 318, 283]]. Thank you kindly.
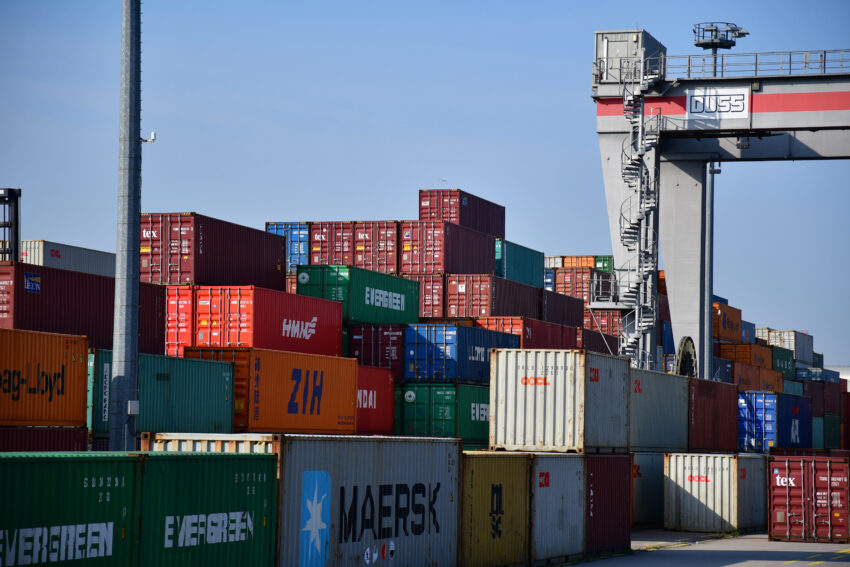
[[2, 1, 848, 364]]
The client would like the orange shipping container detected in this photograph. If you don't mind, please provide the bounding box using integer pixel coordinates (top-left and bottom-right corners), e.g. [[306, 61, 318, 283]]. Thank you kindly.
[[0, 328, 88, 426], [760, 368, 784, 393], [562, 255, 596, 269], [713, 302, 742, 343], [719, 343, 773, 370], [733, 362, 760, 391], [184, 347, 356, 433]]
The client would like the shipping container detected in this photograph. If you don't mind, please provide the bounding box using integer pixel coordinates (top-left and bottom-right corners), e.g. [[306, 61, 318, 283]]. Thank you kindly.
[[353, 220, 400, 274], [538, 289, 584, 327], [665, 453, 766, 532], [720, 343, 773, 370], [446, 274, 539, 319], [813, 351, 824, 368], [804, 380, 826, 417], [348, 324, 405, 378], [769, 330, 814, 366], [551, 267, 611, 305], [404, 324, 519, 382], [797, 367, 842, 383], [286, 274, 297, 294], [529, 453, 585, 562], [88, 349, 233, 436], [265, 221, 310, 274], [16, 239, 115, 277], [713, 357, 733, 383], [738, 392, 813, 452], [461, 452, 529, 567], [402, 273, 446, 318], [631, 452, 664, 527], [756, 326, 773, 341], [190, 285, 343, 356], [399, 383, 489, 442], [772, 346, 796, 380], [184, 348, 356, 433], [308, 220, 354, 265], [733, 362, 760, 390], [0, 451, 278, 566], [297, 264, 419, 324], [490, 349, 629, 452], [585, 454, 632, 554], [495, 239, 544, 288], [0, 328, 88, 427], [783, 379, 804, 396], [165, 285, 194, 356], [562, 256, 596, 269], [689, 379, 739, 452], [418, 188, 505, 239], [141, 212, 286, 288], [660, 321, 675, 354], [760, 368, 784, 393], [0, 426, 88, 451], [543, 268, 554, 291], [584, 309, 623, 338], [594, 255, 614, 273], [0, 261, 165, 355], [813, 416, 825, 449], [474, 316, 574, 349], [544, 256, 565, 269], [658, 293, 670, 322], [768, 455, 850, 542], [824, 381, 841, 415], [575, 327, 618, 355], [399, 220, 495, 274], [741, 320, 756, 344], [713, 303, 742, 342], [629, 369, 688, 451], [355, 365, 394, 434], [825, 414, 841, 449]]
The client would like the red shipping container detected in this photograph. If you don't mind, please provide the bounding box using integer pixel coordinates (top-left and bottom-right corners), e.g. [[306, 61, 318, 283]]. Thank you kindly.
[[733, 362, 760, 391], [165, 285, 194, 356], [140, 212, 286, 288], [824, 381, 841, 416], [286, 274, 298, 294], [539, 289, 583, 327], [804, 381, 826, 417], [552, 268, 610, 305], [576, 327, 618, 355], [356, 365, 395, 434], [585, 454, 632, 554], [348, 324, 405, 378], [0, 261, 165, 354], [192, 286, 342, 356], [399, 221, 495, 275], [768, 455, 850, 542], [561, 326, 579, 349], [688, 378, 738, 452], [474, 317, 572, 349], [446, 275, 538, 319], [309, 221, 355, 266], [353, 221, 399, 274], [842, 393, 850, 449], [418, 188, 505, 239], [403, 273, 446, 318], [0, 427, 88, 451], [584, 309, 623, 337]]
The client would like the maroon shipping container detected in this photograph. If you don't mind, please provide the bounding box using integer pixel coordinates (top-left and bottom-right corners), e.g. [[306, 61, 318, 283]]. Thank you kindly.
[[658, 293, 671, 322], [90, 437, 110, 451], [824, 381, 841, 416], [688, 378, 738, 452], [353, 221, 399, 274], [843, 393, 850, 450], [310, 221, 355, 266], [192, 286, 342, 356], [399, 221, 495, 275], [804, 381, 826, 417], [0, 261, 165, 354], [539, 289, 583, 327], [446, 275, 538, 319], [585, 454, 632, 554], [733, 362, 760, 391], [474, 317, 572, 349], [552, 268, 611, 305], [418, 188, 505, 239], [403, 273, 446, 318], [348, 324, 405, 378], [0, 427, 88, 451], [584, 309, 623, 337], [768, 455, 850, 542], [356, 365, 395, 434], [575, 327, 618, 355], [140, 212, 286, 288]]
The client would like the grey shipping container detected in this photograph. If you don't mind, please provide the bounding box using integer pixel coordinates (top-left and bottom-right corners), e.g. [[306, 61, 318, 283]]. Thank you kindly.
[[14, 239, 116, 277], [632, 452, 664, 527], [629, 368, 688, 451], [769, 330, 814, 366], [530, 453, 585, 562]]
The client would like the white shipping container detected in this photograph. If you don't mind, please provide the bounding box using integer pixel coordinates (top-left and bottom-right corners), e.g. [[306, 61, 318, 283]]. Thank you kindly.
[[17, 239, 115, 276], [544, 256, 564, 268], [768, 330, 814, 365], [756, 327, 773, 342], [490, 349, 629, 452], [629, 368, 688, 451], [664, 453, 766, 533], [632, 452, 664, 527], [530, 453, 585, 562]]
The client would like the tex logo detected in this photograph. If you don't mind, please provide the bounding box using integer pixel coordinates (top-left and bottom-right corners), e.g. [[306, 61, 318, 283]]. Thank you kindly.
[[300, 470, 330, 567]]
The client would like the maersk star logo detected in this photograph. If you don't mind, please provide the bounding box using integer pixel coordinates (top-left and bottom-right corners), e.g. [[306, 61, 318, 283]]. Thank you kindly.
[[300, 470, 330, 567]]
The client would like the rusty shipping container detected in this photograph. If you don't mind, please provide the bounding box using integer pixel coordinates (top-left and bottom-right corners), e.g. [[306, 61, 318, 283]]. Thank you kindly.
[[0, 426, 88, 451], [402, 273, 446, 318], [689, 379, 738, 452], [586, 454, 632, 554], [474, 316, 574, 349], [733, 362, 760, 390], [529, 453, 586, 562], [184, 348, 356, 433], [584, 309, 622, 337], [418, 188, 505, 239], [551, 267, 610, 305], [141, 212, 286, 288], [720, 343, 774, 370], [0, 328, 88, 427], [713, 303, 742, 343], [490, 349, 629, 452], [353, 220, 400, 274], [760, 368, 784, 393], [446, 274, 539, 319], [576, 327, 618, 355], [348, 324, 405, 378], [539, 289, 584, 327], [0, 261, 165, 354], [355, 365, 395, 434], [629, 369, 689, 451], [769, 455, 850, 542], [399, 220, 495, 274]]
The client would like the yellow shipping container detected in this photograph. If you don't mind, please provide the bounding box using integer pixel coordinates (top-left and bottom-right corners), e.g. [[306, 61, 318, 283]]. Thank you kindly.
[[0, 328, 88, 426], [461, 451, 530, 567]]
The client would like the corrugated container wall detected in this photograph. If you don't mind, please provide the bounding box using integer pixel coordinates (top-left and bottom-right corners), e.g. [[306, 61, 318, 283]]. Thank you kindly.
[[353, 220, 400, 274], [400, 220, 495, 274], [772, 346, 796, 380], [586, 454, 632, 554], [461, 452, 529, 567], [594, 255, 614, 273], [552, 268, 610, 305], [720, 343, 773, 370], [813, 351, 824, 368], [348, 324, 405, 378], [474, 316, 573, 349], [689, 379, 739, 452], [165, 285, 194, 356], [495, 239, 544, 288], [399, 382, 489, 442], [713, 357, 733, 383], [530, 453, 585, 561], [784, 379, 804, 396], [632, 452, 665, 527], [665, 453, 767, 533], [733, 362, 760, 390], [629, 369, 689, 451], [490, 349, 629, 452], [584, 309, 622, 338], [355, 365, 395, 434], [0, 328, 88, 426], [741, 320, 756, 343], [0, 426, 88, 451], [803, 381, 825, 417], [576, 327, 619, 355], [403, 273, 446, 318], [446, 274, 539, 319], [539, 289, 584, 327], [309, 221, 354, 265], [265, 221, 310, 273], [738, 392, 813, 453], [141, 212, 286, 288], [769, 330, 814, 365], [418, 188, 505, 239], [544, 256, 565, 269], [713, 303, 742, 342], [18, 239, 115, 277]]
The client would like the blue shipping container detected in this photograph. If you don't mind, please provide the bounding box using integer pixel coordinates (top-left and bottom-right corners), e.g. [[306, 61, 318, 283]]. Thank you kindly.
[[796, 367, 841, 383], [712, 357, 733, 383], [712, 295, 728, 305], [404, 324, 519, 382], [266, 221, 309, 273], [741, 320, 756, 344], [737, 391, 812, 453], [543, 268, 554, 292], [661, 321, 675, 354]]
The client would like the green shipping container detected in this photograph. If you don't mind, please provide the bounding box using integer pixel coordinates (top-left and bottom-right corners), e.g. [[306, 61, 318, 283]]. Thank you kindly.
[[813, 352, 824, 368], [771, 345, 795, 380], [594, 255, 615, 273], [393, 385, 404, 434], [783, 379, 804, 396], [297, 265, 419, 324], [89, 350, 234, 436], [495, 239, 544, 288], [825, 414, 841, 449], [813, 417, 824, 449], [0, 452, 277, 566], [400, 383, 489, 442]]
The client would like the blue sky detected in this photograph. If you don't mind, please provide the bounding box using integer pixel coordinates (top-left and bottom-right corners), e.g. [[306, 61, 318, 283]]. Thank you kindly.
[[1, 1, 848, 364]]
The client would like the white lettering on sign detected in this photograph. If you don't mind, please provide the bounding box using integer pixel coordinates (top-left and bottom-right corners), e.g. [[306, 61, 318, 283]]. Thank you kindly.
[[282, 317, 317, 340], [364, 287, 406, 312], [775, 475, 797, 487], [142, 229, 158, 238], [686, 87, 749, 121], [470, 403, 489, 422], [468, 346, 487, 362], [102, 363, 110, 424], [0, 522, 114, 563], [791, 419, 800, 444], [163, 511, 253, 549], [357, 389, 377, 409]]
